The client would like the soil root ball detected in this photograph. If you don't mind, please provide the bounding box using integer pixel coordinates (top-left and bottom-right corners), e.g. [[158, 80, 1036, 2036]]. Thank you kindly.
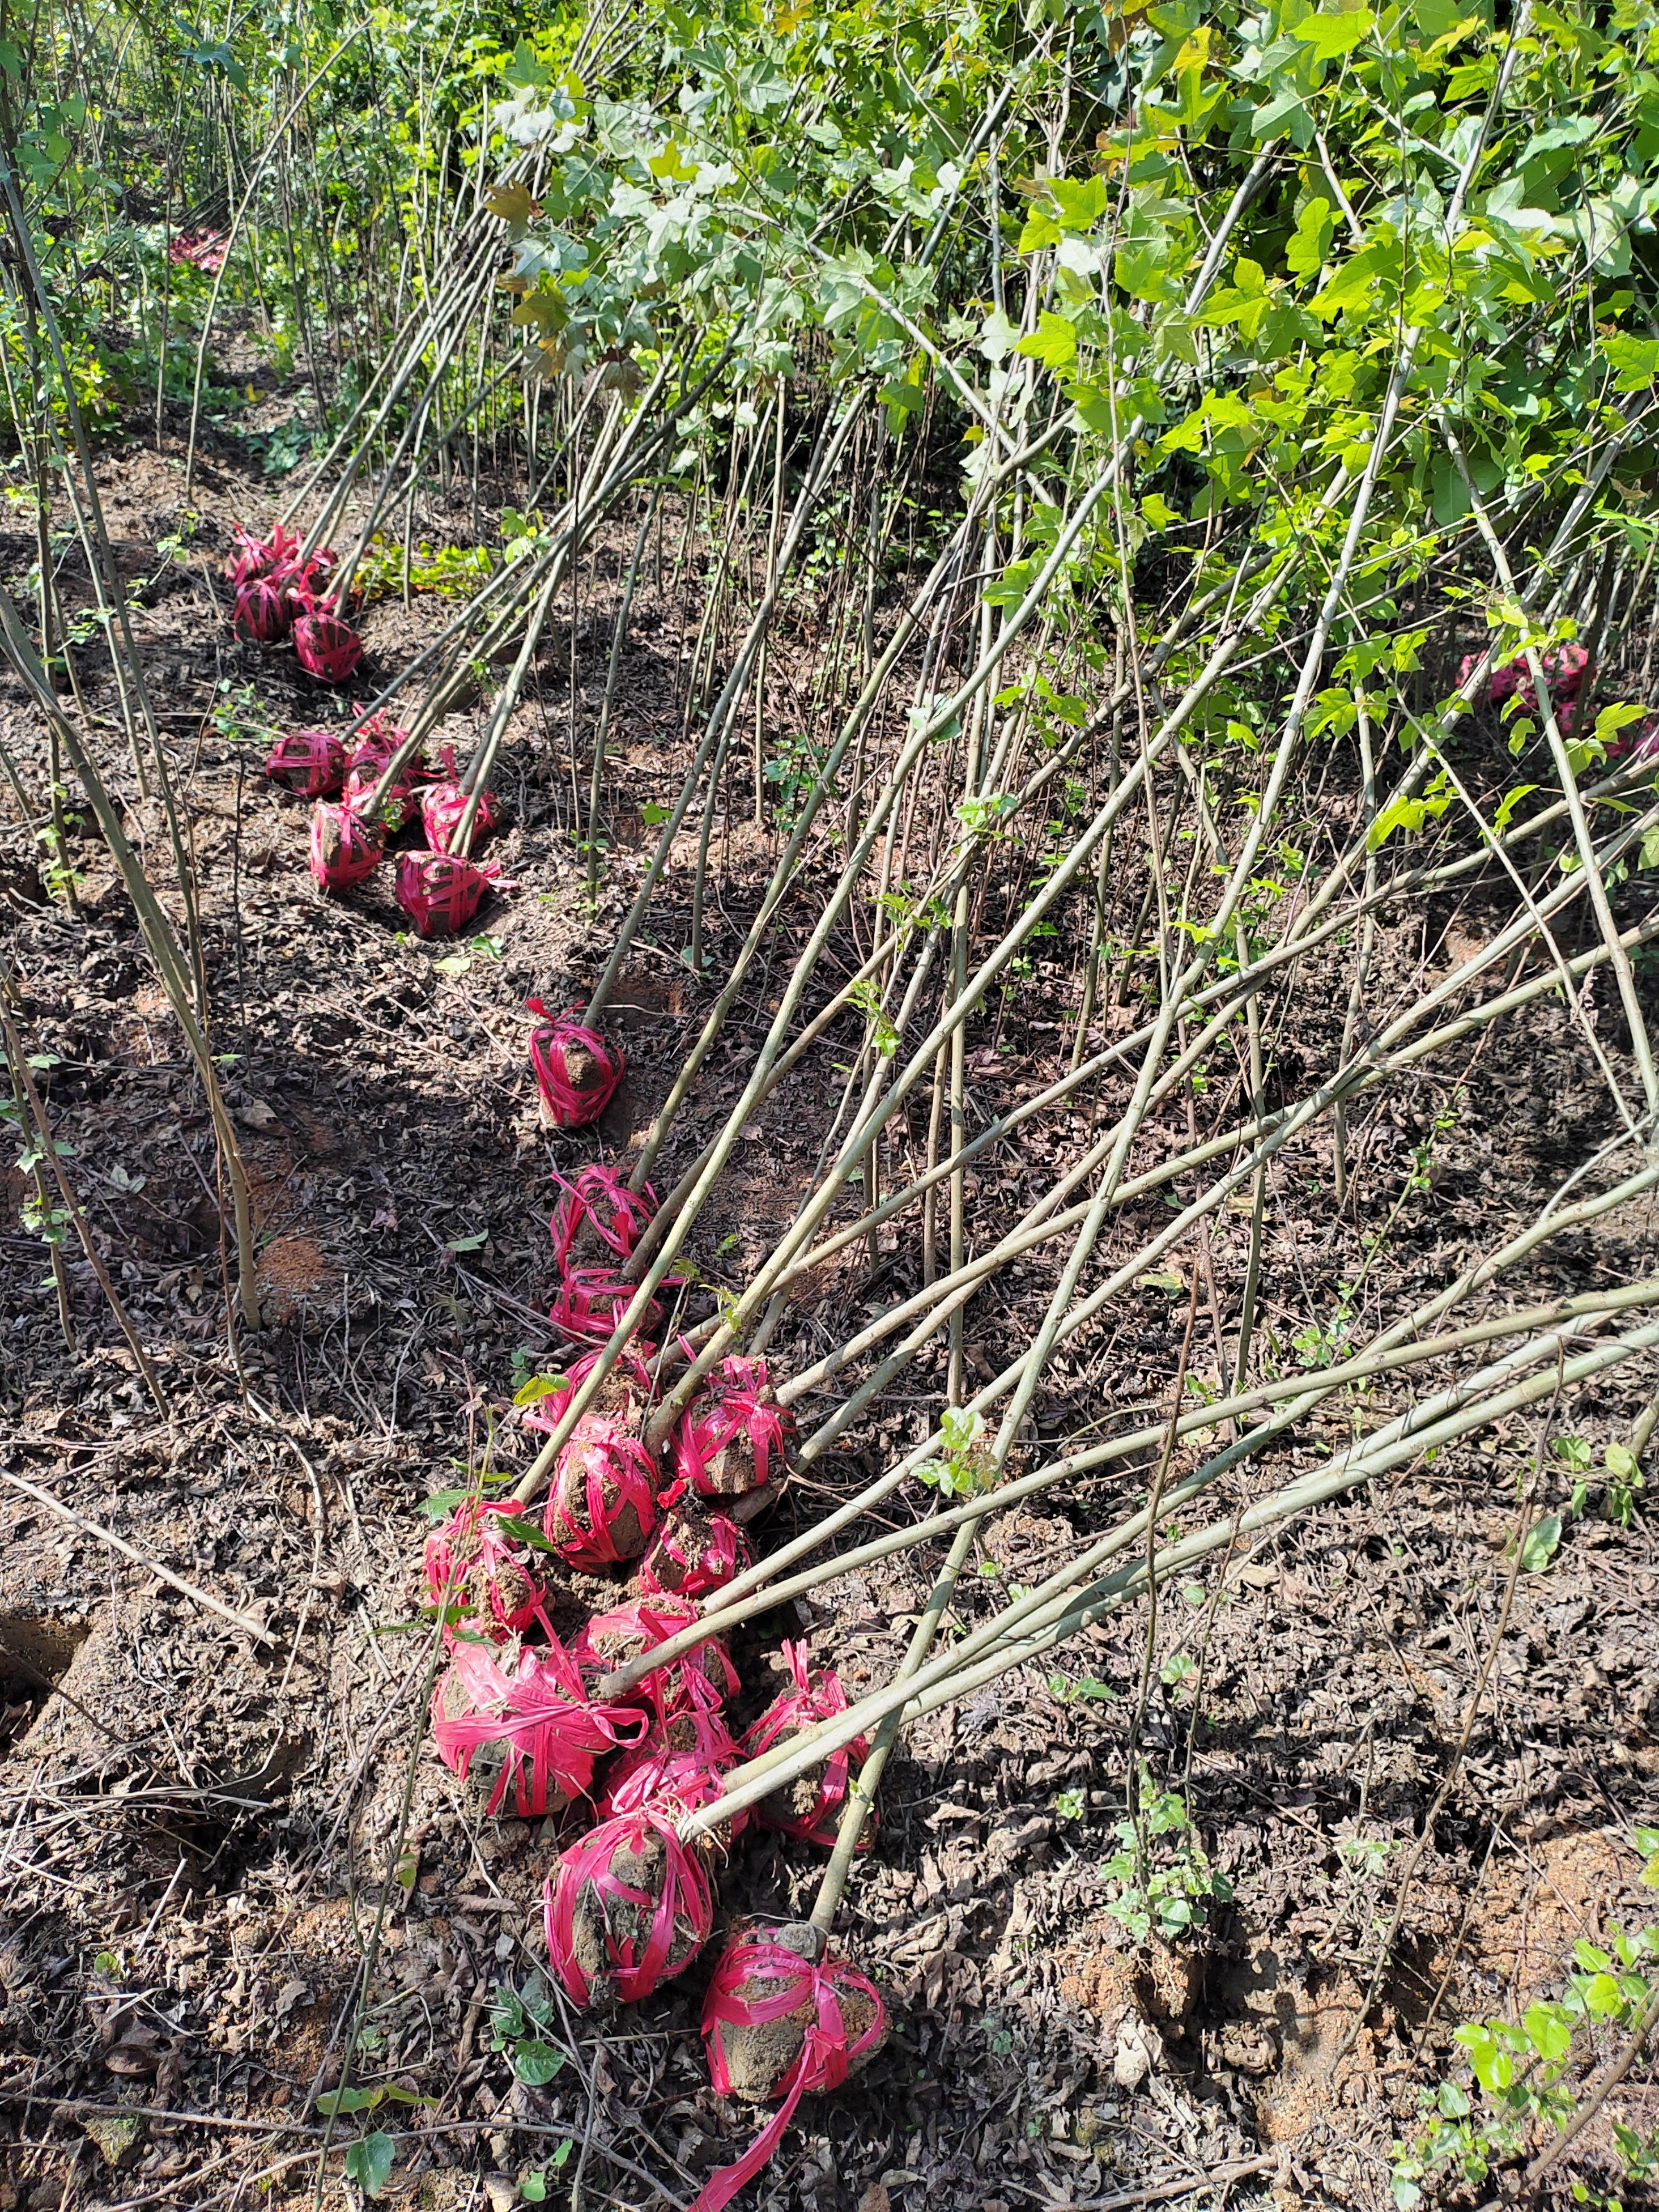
[[545, 1806, 713, 2006], [741, 1639, 871, 1848]]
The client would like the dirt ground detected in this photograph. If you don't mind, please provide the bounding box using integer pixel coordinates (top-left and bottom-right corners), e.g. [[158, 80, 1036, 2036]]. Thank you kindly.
[[2, 385, 1657, 2212]]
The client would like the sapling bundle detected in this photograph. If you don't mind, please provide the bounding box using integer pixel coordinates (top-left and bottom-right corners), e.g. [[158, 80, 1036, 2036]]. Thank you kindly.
[[293, 600, 365, 684], [739, 1641, 869, 1848], [345, 714, 424, 787], [264, 729, 346, 798], [597, 1691, 745, 1835], [423, 1497, 550, 1640], [575, 1597, 738, 1727], [551, 1266, 662, 1346], [672, 1357, 792, 1500], [542, 1414, 659, 1569], [431, 1635, 646, 1818], [393, 849, 505, 938], [233, 573, 297, 644], [528, 1002, 625, 1128], [522, 1346, 653, 1432], [544, 1805, 714, 2007], [420, 768, 501, 854], [549, 1164, 656, 1271], [637, 1495, 751, 1601], [226, 522, 309, 589], [309, 798, 384, 891], [689, 1927, 887, 2212]]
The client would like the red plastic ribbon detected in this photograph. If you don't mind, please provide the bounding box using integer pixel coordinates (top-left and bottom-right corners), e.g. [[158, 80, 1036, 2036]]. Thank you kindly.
[[308, 799, 384, 892], [543, 1805, 713, 2007], [549, 1163, 657, 1271], [542, 1414, 658, 1569], [549, 1265, 661, 1346], [171, 230, 227, 273], [294, 602, 364, 683], [226, 521, 304, 588], [1461, 641, 1588, 713], [234, 575, 295, 642], [431, 1635, 646, 1818], [345, 762, 420, 830], [637, 1496, 751, 1601], [526, 1000, 624, 1128], [394, 850, 505, 937], [739, 1639, 871, 1847], [520, 1345, 656, 1435], [691, 1935, 887, 2212], [672, 1356, 793, 1498], [597, 1683, 744, 1830], [573, 1596, 738, 1727], [264, 729, 346, 798], [344, 713, 423, 782], [422, 1497, 550, 1640], [420, 777, 500, 855]]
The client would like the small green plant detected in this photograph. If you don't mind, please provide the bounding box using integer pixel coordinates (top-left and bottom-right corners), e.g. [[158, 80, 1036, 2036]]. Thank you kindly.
[[342, 2130, 394, 2196], [1391, 1923, 1659, 2210], [849, 976, 900, 1057], [1294, 1282, 1356, 1369], [1055, 1788, 1086, 1821], [35, 785, 85, 899], [1045, 1670, 1117, 1705], [210, 681, 278, 747], [763, 731, 827, 832], [914, 1407, 996, 1498], [518, 2146, 574, 2199], [1557, 1436, 1645, 1529], [488, 1979, 568, 2086], [1159, 1651, 1197, 1695], [1103, 1777, 1232, 1944]]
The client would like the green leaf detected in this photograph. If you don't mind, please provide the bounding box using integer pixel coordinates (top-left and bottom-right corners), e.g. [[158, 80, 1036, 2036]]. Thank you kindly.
[[1519, 1514, 1562, 1571], [521, 2177, 548, 2204], [513, 2037, 567, 2085], [1015, 311, 1079, 372], [344, 2130, 394, 2196], [446, 1230, 489, 1252], [1292, 7, 1373, 60], [1583, 1972, 1624, 2017], [316, 2087, 384, 2116], [513, 1372, 571, 1405], [1593, 703, 1647, 748], [1492, 784, 1538, 833], [1368, 771, 1453, 849], [1455, 2023, 1512, 2094], [1522, 2001, 1572, 2060], [1286, 198, 1336, 279], [1602, 334, 1659, 391]]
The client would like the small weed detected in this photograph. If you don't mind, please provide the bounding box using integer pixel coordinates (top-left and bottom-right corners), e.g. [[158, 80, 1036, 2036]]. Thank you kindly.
[[1103, 1774, 1232, 1944], [763, 732, 827, 832], [489, 1978, 568, 2086], [1392, 1922, 1659, 2209], [914, 1407, 996, 1499], [1294, 1282, 1356, 1369]]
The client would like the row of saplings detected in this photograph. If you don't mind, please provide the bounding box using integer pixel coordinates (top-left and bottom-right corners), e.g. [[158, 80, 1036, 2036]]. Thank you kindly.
[[233, 520, 890, 2203], [230, 525, 506, 937], [416, 1008, 886, 2211]]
